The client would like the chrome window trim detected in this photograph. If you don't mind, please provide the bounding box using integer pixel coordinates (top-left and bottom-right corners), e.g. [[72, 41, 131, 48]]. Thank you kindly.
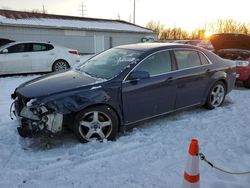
[[122, 48, 213, 83]]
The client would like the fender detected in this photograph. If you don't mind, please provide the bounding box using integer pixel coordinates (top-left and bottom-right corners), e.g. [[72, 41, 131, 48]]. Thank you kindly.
[[40, 83, 124, 127]]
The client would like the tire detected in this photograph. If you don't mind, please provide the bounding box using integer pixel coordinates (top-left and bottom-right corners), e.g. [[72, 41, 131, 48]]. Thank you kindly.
[[73, 106, 119, 143], [205, 81, 226, 109], [243, 77, 250, 88], [52, 60, 69, 72]]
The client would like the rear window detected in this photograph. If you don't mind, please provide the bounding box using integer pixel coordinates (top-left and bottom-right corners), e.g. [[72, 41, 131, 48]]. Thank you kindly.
[[33, 44, 47, 51], [32, 43, 54, 52], [199, 53, 210, 65]]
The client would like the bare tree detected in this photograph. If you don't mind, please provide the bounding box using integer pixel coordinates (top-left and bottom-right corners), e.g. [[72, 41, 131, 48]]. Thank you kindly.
[[205, 19, 250, 34], [146, 21, 164, 39], [160, 27, 189, 40], [146, 19, 250, 41], [1, 6, 12, 10]]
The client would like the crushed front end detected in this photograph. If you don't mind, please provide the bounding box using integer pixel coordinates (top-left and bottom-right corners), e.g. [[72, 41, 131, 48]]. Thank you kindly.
[[11, 92, 63, 138]]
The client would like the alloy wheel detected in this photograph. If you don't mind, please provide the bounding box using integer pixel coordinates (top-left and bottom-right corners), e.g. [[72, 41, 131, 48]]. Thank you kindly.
[[210, 84, 225, 107], [78, 111, 112, 141], [53, 61, 68, 71]]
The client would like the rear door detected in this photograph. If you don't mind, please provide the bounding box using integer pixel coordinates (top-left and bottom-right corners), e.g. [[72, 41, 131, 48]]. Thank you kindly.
[[122, 50, 177, 124], [173, 50, 212, 108], [0, 43, 32, 74]]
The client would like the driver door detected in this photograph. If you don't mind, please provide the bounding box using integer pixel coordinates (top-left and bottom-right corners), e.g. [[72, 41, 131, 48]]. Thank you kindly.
[[122, 50, 177, 124], [0, 43, 32, 74]]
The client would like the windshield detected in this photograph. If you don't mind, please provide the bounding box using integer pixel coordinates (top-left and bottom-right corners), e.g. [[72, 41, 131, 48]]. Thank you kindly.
[[77, 48, 143, 79]]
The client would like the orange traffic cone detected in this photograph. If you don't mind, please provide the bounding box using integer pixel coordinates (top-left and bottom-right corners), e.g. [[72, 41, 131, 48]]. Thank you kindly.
[[182, 139, 200, 188]]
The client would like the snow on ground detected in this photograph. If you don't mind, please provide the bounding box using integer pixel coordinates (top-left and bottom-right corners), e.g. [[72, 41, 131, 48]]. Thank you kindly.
[[0, 75, 250, 188]]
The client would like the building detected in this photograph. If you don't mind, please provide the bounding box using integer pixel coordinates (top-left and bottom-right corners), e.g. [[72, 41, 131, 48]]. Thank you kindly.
[[0, 9, 156, 54]]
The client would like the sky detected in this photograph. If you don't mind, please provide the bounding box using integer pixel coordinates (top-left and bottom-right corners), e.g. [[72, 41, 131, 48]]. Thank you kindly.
[[1, 0, 250, 32]]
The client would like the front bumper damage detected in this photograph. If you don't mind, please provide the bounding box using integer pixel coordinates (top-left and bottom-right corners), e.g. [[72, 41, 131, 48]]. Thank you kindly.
[[11, 97, 63, 138]]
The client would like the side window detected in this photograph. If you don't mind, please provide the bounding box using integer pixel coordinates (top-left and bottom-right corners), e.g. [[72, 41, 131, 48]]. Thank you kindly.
[[7, 43, 31, 53], [33, 43, 47, 52], [134, 51, 172, 77], [46, 44, 54, 51], [199, 53, 210, 65], [174, 50, 201, 69]]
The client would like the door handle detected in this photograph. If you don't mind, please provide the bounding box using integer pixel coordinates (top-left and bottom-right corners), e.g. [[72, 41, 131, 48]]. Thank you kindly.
[[50, 53, 55, 55], [206, 69, 212, 73], [166, 77, 174, 83], [23, 54, 29, 57]]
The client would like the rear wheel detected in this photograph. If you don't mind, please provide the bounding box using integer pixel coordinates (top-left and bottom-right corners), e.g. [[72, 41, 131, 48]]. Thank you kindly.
[[205, 81, 226, 109], [52, 60, 69, 72], [243, 76, 250, 88], [73, 106, 119, 143]]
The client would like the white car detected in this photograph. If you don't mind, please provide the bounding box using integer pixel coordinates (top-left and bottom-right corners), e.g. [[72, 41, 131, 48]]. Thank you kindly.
[[0, 41, 80, 75]]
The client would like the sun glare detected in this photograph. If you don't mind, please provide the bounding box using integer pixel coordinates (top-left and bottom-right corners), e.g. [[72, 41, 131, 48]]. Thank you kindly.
[[205, 31, 212, 38]]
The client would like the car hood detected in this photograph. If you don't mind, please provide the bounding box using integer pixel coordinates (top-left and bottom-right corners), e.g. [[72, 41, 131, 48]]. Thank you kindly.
[[210, 33, 250, 51], [16, 70, 105, 98]]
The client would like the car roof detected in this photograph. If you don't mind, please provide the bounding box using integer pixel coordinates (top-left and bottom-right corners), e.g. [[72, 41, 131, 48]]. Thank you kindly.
[[115, 42, 201, 52], [0, 41, 56, 50], [7, 41, 53, 45]]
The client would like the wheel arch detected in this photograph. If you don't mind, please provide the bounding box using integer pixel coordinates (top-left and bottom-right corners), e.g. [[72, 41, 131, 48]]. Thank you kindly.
[[217, 78, 228, 93], [75, 103, 122, 132], [210, 71, 228, 92]]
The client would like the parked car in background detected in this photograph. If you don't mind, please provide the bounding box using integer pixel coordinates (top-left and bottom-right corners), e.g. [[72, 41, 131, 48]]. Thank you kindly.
[[209, 33, 250, 88], [0, 41, 80, 75], [173, 40, 202, 46], [11, 43, 236, 143], [0, 38, 15, 47], [173, 39, 215, 51], [196, 40, 214, 51]]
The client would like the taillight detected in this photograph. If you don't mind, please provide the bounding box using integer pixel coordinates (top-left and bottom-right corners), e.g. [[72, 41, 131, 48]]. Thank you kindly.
[[69, 50, 80, 55]]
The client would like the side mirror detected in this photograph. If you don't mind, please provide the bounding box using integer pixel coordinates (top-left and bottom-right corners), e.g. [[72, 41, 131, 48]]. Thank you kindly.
[[2, 49, 8, 54], [128, 70, 150, 81]]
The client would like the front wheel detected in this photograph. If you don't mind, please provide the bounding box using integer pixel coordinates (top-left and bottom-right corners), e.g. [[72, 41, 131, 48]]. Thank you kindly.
[[205, 81, 226, 109], [73, 106, 119, 143]]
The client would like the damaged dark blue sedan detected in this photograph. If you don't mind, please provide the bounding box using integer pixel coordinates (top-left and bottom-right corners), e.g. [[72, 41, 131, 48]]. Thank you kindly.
[[11, 43, 236, 143]]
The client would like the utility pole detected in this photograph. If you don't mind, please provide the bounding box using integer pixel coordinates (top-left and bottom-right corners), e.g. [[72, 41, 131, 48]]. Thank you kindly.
[[117, 13, 121, 20], [133, 0, 136, 24], [79, 1, 87, 17], [42, 4, 46, 14]]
